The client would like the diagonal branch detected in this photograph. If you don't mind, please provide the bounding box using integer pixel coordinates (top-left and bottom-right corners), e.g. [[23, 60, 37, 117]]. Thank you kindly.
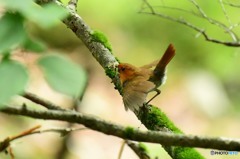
[[36, 0, 121, 92], [67, 0, 78, 12], [1, 105, 240, 151]]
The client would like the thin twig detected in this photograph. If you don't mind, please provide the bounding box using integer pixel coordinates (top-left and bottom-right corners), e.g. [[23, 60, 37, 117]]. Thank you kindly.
[[139, 5, 200, 17], [0, 125, 86, 153], [55, 99, 80, 159], [219, 0, 232, 26], [1, 105, 240, 151], [118, 140, 126, 159], [189, 0, 238, 41], [126, 141, 150, 159], [118, 140, 151, 159], [142, 0, 155, 14], [8, 146, 14, 159], [9, 125, 41, 141], [140, 0, 240, 47], [22, 92, 66, 111], [26, 127, 87, 136], [0, 125, 41, 153], [67, 0, 78, 12], [229, 22, 240, 30], [223, 2, 240, 8]]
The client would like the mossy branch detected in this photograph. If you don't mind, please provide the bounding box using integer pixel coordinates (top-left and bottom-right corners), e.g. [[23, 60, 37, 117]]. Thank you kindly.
[[138, 105, 204, 158], [36, 0, 121, 93]]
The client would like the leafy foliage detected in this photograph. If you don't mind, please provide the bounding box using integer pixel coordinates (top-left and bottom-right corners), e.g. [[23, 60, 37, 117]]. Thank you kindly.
[[0, 0, 86, 102], [0, 59, 28, 106], [38, 55, 87, 98], [0, 0, 69, 28], [0, 12, 27, 54], [22, 37, 47, 53]]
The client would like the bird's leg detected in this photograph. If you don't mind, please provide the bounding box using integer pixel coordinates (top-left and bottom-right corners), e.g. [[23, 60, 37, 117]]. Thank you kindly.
[[145, 89, 161, 105]]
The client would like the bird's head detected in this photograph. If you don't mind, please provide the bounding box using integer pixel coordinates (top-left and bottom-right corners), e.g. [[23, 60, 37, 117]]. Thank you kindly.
[[118, 63, 138, 84]]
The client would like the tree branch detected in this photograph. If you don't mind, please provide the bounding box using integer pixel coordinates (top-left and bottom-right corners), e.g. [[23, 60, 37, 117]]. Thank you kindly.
[[0, 125, 41, 153], [36, 0, 122, 92], [140, 0, 240, 47], [23, 92, 66, 111], [67, 0, 78, 12], [1, 105, 240, 151], [118, 140, 150, 159], [126, 141, 150, 159], [224, 2, 240, 8], [23, 92, 151, 159], [0, 124, 86, 153]]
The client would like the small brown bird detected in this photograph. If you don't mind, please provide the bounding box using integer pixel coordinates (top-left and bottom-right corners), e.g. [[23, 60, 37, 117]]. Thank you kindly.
[[118, 44, 175, 112]]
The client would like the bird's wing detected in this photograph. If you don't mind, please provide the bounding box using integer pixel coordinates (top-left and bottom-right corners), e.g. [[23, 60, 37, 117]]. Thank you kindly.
[[122, 78, 155, 112]]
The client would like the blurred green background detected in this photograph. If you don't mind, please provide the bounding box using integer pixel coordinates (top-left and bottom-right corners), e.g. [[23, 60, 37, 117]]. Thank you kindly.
[[1, 0, 240, 159]]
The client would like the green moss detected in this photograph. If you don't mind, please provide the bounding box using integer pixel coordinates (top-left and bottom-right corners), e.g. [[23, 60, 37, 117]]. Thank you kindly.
[[105, 66, 122, 94], [124, 126, 135, 138], [105, 67, 117, 79], [138, 142, 149, 154], [138, 106, 204, 158], [139, 105, 182, 133], [91, 30, 112, 52], [174, 147, 205, 159], [2, 52, 10, 61]]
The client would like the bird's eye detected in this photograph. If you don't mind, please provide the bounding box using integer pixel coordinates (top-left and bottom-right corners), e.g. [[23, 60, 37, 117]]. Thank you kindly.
[[121, 67, 126, 71]]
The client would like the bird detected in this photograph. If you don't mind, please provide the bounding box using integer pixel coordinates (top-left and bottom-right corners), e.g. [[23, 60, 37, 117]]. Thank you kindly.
[[118, 44, 175, 112]]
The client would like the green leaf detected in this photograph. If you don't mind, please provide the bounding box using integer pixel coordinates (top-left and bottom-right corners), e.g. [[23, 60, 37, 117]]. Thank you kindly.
[[23, 37, 46, 53], [0, 60, 28, 107], [36, 3, 69, 28], [0, 0, 69, 29], [0, 0, 33, 11], [0, 12, 27, 53], [23, 2, 69, 28], [38, 54, 87, 97]]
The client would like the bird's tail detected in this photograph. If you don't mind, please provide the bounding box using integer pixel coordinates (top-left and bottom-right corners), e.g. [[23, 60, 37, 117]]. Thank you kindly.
[[150, 44, 175, 86], [155, 44, 175, 72]]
